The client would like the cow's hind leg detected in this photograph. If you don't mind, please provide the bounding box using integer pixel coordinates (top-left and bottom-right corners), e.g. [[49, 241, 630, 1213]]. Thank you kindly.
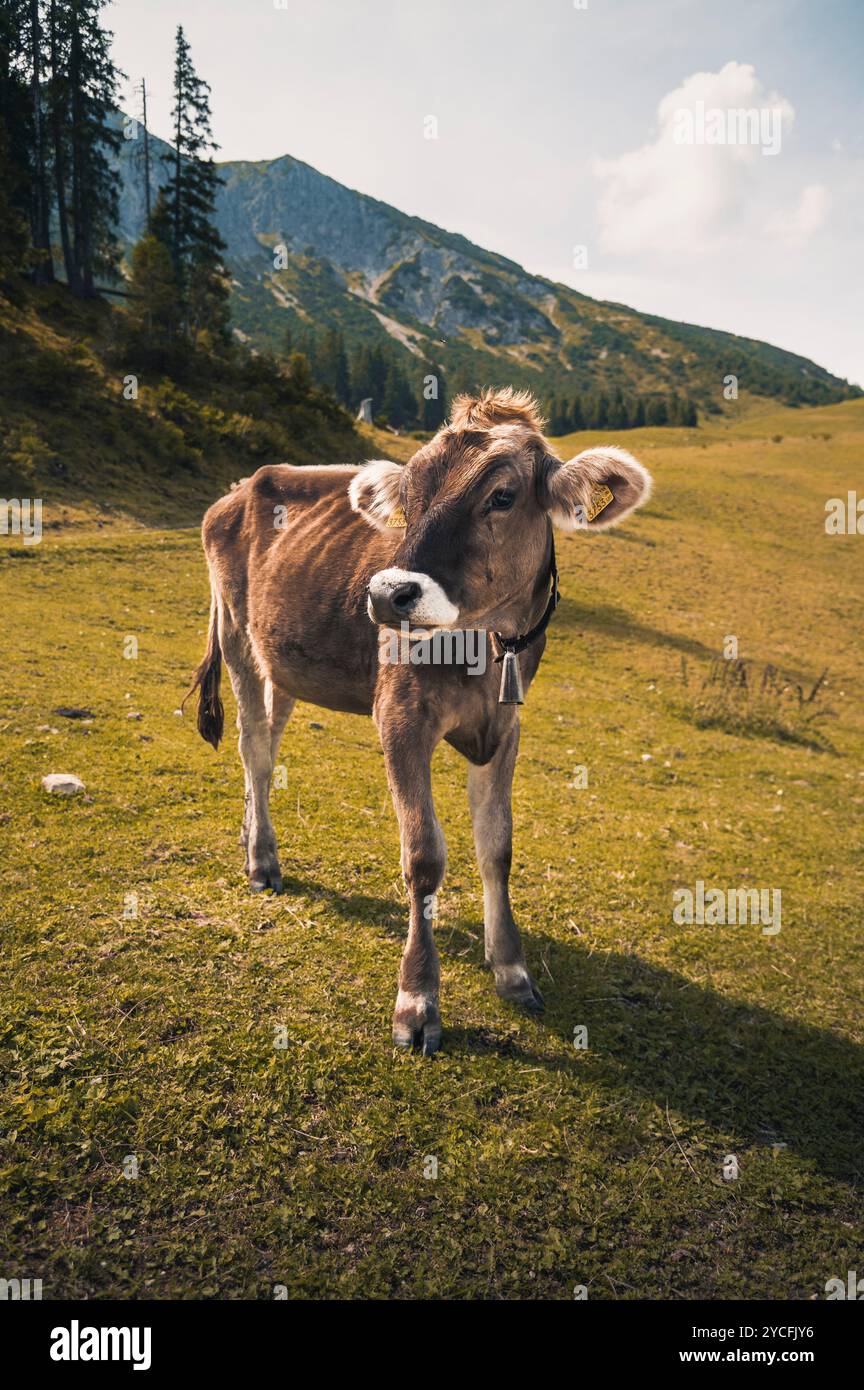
[[221, 623, 283, 892], [239, 679, 295, 871], [467, 721, 543, 1011]]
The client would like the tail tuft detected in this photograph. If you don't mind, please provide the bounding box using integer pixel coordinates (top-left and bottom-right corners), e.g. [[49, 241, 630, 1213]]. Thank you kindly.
[[183, 597, 224, 749]]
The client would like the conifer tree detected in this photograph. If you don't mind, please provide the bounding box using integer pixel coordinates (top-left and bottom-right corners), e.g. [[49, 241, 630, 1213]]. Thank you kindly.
[[154, 25, 228, 339], [47, 0, 122, 296], [287, 349, 312, 391], [382, 360, 417, 429], [609, 386, 628, 429], [317, 328, 350, 404], [25, 0, 55, 280], [0, 1, 32, 278], [125, 225, 179, 346], [349, 341, 389, 413]]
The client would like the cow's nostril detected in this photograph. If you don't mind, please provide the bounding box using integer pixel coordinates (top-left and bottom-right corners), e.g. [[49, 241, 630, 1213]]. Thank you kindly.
[[390, 582, 422, 613]]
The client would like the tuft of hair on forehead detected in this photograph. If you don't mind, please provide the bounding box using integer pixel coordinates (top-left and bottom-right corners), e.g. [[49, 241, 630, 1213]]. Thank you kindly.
[[448, 386, 546, 434]]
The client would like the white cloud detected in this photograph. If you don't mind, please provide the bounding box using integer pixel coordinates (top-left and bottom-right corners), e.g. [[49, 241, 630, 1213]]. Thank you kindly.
[[595, 61, 801, 255], [766, 182, 829, 250]]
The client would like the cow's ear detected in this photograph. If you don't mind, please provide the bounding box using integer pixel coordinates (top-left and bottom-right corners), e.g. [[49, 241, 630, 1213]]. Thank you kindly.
[[349, 459, 405, 532], [541, 445, 652, 531]]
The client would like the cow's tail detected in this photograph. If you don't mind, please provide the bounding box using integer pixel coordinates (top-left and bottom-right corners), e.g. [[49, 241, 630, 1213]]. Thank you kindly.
[[183, 588, 224, 750]]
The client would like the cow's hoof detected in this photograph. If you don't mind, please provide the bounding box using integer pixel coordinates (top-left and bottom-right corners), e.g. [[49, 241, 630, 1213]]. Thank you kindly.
[[248, 866, 283, 894], [246, 839, 283, 892], [494, 964, 545, 1013], [392, 991, 441, 1055]]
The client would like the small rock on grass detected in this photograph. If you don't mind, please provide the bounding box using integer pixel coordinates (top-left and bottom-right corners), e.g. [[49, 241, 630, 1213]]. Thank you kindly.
[[42, 773, 85, 796]]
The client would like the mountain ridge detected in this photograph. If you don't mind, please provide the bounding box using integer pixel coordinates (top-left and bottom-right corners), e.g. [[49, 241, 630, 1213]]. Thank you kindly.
[[113, 117, 859, 412]]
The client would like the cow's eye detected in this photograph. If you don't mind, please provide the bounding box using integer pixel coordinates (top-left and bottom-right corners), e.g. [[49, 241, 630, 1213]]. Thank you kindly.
[[486, 487, 516, 512]]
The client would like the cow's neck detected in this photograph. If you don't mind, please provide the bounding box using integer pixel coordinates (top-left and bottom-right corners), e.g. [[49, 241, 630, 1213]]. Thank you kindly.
[[492, 526, 560, 660]]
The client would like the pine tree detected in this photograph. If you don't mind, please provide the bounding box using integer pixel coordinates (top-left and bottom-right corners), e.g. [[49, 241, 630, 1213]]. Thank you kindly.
[[549, 395, 572, 435], [287, 349, 312, 391], [0, 1, 32, 278], [46, 0, 73, 287], [347, 342, 368, 405], [569, 395, 584, 431], [0, 117, 28, 278], [317, 328, 350, 404], [47, 0, 122, 297], [629, 396, 646, 429], [349, 341, 389, 413], [155, 25, 228, 339], [125, 227, 179, 345], [294, 328, 318, 377], [76, 0, 122, 293], [609, 386, 628, 429], [382, 360, 417, 429], [24, 0, 54, 280]]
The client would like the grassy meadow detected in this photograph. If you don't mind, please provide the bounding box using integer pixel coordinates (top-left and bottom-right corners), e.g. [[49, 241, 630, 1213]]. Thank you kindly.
[[1, 398, 862, 1299]]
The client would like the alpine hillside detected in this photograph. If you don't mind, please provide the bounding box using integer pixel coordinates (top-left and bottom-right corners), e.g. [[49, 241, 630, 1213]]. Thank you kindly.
[[113, 118, 859, 416]]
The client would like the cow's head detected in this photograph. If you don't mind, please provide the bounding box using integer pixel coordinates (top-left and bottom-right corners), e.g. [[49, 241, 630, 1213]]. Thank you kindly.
[[350, 388, 652, 631]]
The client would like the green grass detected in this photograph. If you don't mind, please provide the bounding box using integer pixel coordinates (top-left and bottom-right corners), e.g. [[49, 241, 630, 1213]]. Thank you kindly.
[[1, 400, 863, 1299]]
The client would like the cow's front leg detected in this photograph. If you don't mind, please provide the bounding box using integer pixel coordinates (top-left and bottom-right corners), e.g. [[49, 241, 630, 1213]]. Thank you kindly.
[[378, 720, 446, 1054], [467, 720, 543, 1011]]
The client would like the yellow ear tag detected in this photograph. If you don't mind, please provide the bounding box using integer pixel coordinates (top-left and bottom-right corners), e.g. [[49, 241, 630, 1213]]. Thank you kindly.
[[386, 505, 407, 529], [585, 482, 615, 521]]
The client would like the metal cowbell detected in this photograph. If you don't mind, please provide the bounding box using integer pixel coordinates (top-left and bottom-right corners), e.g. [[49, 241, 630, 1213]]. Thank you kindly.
[[498, 649, 524, 705]]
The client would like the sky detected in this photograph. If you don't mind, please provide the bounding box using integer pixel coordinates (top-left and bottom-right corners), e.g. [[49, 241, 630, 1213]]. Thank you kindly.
[[109, 0, 864, 385]]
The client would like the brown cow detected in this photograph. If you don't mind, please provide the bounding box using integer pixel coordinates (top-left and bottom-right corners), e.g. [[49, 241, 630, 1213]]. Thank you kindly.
[[188, 388, 651, 1052]]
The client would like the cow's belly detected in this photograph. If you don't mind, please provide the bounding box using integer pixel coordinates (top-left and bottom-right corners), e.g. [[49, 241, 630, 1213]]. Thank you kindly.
[[249, 583, 381, 717], [266, 647, 376, 716]]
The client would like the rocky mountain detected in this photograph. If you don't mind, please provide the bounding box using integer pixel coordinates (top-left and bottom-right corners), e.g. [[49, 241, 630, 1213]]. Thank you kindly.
[[113, 117, 858, 412]]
